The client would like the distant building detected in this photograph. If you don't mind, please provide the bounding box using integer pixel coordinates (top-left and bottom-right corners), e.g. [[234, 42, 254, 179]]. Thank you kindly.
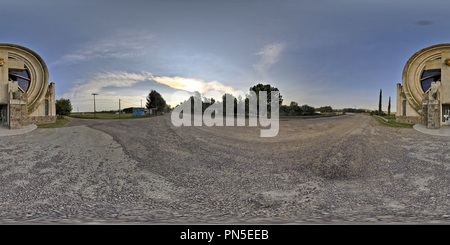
[[132, 107, 145, 117], [0, 44, 56, 129], [397, 43, 450, 129], [148, 107, 157, 115]]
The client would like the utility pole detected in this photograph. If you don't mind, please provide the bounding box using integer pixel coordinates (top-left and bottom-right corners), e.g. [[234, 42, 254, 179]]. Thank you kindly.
[[92, 93, 98, 118], [119, 99, 121, 119], [141, 99, 142, 108]]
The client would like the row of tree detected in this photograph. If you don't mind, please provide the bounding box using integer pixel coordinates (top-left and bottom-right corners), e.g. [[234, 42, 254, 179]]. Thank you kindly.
[[280, 102, 316, 116], [175, 83, 284, 116], [174, 83, 337, 117], [373, 89, 391, 116], [55, 83, 334, 118]]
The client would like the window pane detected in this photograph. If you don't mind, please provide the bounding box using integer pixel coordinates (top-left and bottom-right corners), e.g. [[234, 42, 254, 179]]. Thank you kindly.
[[421, 69, 441, 92]]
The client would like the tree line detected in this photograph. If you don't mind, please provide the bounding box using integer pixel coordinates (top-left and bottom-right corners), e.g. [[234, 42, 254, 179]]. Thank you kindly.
[[174, 83, 283, 116], [54, 83, 334, 118], [175, 83, 332, 117], [371, 88, 391, 116]]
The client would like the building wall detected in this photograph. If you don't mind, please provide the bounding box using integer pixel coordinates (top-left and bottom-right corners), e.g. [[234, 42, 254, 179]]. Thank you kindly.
[[28, 83, 56, 118], [0, 50, 8, 105], [0, 43, 56, 129], [397, 43, 450, 128], [28, 116, 57, 125], [8, 102, 28, 129], [441, 51, 450, 104], [396, 116, 421, 124]]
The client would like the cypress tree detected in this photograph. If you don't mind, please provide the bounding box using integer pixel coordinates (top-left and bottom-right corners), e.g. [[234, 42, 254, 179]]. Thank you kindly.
[[379, 89, 382, 115], [388, 96, 391, 117]]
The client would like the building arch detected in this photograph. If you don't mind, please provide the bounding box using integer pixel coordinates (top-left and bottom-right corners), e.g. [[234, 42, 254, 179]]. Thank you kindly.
[[0, 43, 55, 129]]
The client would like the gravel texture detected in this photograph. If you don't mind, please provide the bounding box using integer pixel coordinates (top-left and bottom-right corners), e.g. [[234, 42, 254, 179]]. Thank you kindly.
[[1, 113, 450, 224]]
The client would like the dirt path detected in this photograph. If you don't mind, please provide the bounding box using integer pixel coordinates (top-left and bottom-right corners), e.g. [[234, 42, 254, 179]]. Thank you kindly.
[[1, 114, 450, 223]]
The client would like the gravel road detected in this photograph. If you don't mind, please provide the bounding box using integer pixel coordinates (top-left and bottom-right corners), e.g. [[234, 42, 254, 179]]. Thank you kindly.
[[1, 113, 450, 223]]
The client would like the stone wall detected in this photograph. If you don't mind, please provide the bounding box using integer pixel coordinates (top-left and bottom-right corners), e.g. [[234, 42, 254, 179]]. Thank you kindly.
[[28, 116, 57, 125], [9, 103, 28, 129], [427, 100, 441, 129], [422, 102, 428, 126], [396, 116, 421, 125], [421, 99, 441, 129]]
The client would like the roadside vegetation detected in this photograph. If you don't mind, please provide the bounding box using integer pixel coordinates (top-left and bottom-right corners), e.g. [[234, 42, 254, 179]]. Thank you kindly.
[[372, 114, 414, 128], [38, 117, 70, 128]]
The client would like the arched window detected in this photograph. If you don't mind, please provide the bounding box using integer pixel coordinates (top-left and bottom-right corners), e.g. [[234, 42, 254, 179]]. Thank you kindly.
[[421, 69, 441, 92], [8, 65, 31, 92]]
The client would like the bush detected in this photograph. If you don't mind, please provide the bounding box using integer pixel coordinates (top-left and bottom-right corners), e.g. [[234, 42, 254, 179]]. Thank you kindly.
[[371, 110, 386, 116]]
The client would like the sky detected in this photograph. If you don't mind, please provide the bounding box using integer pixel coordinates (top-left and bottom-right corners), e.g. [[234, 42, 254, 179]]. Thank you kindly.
[[3, 0, 450, 112]]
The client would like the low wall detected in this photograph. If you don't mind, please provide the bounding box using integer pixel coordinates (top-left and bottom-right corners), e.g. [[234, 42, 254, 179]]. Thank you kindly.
[[9, 103, 28, 129], [28, 116, 57, 125], [396, 116, 421, 125]]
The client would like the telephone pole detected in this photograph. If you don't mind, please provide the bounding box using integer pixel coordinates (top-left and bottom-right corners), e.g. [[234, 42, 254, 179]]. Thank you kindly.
[[92, 93, 98, 118], [119, 99, 121, 119]]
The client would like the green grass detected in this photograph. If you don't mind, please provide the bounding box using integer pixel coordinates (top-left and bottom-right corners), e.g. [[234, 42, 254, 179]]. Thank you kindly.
[[37, 117, 70, 128], [372, 115, 414, 128], [69, 113, 151, 119]]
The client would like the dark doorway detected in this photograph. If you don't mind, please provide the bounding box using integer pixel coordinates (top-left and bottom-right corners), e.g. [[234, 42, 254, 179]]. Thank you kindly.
[[0, 105, 7, 126], [442, 104, 450, 125]]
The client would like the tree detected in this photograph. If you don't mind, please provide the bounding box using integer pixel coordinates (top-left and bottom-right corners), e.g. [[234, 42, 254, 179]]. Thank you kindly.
[[249, 83, 283, 114], [288, 101, 302, 116], [301, 104, 315, 116], [56, 98, 72, 118], [388, 96, 391, 117], [222, 93, 237, 116], [318, 106, 333, 113], [164, 104, 172, 113], [237, 95, 244, 116], [379, 89, 382, 116], [146, 90, 166, 113]]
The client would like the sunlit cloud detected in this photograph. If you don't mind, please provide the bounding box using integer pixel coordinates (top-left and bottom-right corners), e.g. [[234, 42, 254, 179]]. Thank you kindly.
[[60, 71, 239, 111], [254, 42, 286, 72], [64, 71, 154, 98], [51, 32, 154, 66], [152, 76, 237, 95]]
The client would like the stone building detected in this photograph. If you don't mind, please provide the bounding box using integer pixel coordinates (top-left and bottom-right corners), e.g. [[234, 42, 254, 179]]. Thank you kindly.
[[0, 43, 56, 129], [397, 43, 450, 129]]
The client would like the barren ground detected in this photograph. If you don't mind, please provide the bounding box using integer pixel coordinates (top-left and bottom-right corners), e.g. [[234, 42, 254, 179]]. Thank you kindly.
[[1, 114, 450, 223]]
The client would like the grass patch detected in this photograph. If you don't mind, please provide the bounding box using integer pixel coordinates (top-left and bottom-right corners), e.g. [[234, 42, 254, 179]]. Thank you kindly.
[[70, 113, 154, 119], [38, 117, 70, 128], [372, 115, 414, 128]]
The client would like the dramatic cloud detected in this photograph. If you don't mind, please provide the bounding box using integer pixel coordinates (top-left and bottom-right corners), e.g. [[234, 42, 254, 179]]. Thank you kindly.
[[61, 71, 238, 111], [51, 32, 154, 66], [65, 71, 154, 99], [152, 76, 237, 95], [254, 42, 286, 72]]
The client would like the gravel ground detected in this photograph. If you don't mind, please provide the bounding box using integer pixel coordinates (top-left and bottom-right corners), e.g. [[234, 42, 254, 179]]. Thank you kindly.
[[1, 113, 450, 224]]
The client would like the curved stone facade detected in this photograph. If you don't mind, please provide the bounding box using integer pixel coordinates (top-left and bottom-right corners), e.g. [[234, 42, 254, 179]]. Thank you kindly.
[[397, 43, 450, 129], [0, 43, 56, 129]]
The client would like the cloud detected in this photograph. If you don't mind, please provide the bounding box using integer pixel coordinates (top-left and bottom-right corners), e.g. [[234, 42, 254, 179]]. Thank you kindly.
[[61, 71, 239, 111], [65, 71, 154, 99], [254, 42, 286, 72], [152, 76, 237, 95], [51, 32, 154, 66]]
